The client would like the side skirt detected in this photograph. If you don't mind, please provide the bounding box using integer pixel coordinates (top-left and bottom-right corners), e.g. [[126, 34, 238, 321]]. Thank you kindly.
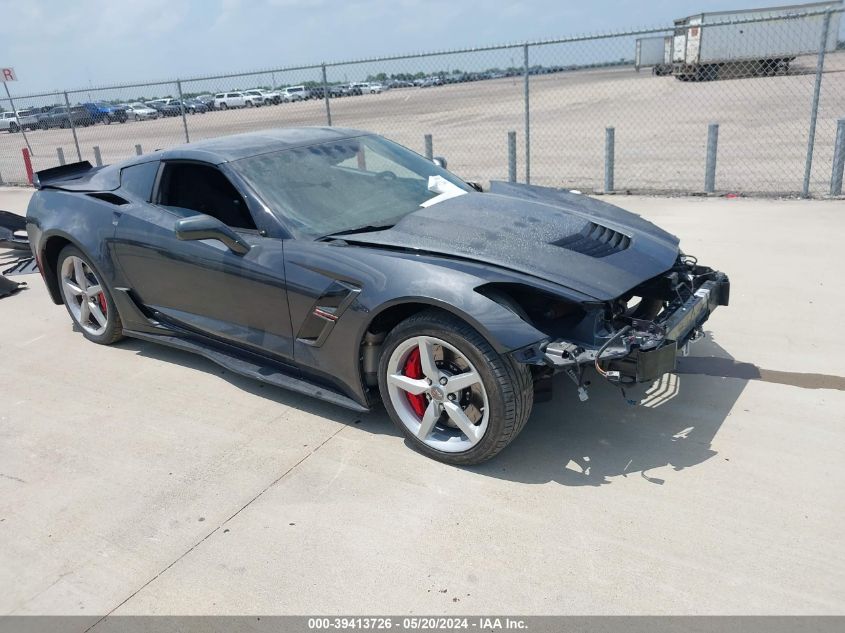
[[123, 329, 370, 413]]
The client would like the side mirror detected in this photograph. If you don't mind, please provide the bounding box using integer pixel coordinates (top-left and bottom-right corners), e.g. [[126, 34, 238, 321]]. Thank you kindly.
[[432, 156, 448, 169], [175, 214, 251, 255]]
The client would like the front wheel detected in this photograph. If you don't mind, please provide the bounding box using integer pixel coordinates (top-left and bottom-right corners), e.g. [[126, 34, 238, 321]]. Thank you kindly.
[[57, 245, 124, 345], [378, 310, 533, 465]]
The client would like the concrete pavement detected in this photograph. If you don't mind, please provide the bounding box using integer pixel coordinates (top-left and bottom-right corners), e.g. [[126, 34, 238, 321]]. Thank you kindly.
[[1, 189, 843, 621]]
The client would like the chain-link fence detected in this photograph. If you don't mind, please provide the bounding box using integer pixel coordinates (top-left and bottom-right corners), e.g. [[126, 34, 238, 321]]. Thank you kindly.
[[1, 5, 844, 196]]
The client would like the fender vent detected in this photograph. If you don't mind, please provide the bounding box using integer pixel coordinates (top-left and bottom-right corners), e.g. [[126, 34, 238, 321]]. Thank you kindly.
[[552, 222, 630, 258], [86, 192, 128, 206]]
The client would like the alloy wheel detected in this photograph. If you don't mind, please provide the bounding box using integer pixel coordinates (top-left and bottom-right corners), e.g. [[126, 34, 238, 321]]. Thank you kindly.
[[386, 335, 489, 453], [60, 255, 109, 336]]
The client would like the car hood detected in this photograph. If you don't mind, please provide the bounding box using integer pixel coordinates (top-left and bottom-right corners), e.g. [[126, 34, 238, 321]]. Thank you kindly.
[[341, 181, 680, 301]]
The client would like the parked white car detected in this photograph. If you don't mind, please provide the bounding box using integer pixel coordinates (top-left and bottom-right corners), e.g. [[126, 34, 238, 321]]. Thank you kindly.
[[213, 92, 263, 109], [282, 86, 310, 101], [242, 90, 268, 107], [124, 103, 159, 121], [0, 111, 25, 133], [351, 82, 384, 94], [251, 89, 281, 105]]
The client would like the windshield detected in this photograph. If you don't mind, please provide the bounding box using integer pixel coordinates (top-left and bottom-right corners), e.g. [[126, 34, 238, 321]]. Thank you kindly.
[[233, 135, 472, 239]]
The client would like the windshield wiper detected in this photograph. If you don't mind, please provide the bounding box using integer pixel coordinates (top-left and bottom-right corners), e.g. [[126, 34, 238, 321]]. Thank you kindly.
[[315, 224, 395, 242]]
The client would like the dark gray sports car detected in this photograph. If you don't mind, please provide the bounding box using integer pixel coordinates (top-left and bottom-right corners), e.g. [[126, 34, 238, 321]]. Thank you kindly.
[[26, 128, 729, 464]]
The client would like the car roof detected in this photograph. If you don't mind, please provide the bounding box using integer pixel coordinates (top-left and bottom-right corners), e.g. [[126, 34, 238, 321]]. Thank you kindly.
[[146, 127, 370, 164]]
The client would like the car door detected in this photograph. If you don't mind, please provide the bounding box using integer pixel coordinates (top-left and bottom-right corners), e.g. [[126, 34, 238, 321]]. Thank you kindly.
[[112, 159, 295, 360]]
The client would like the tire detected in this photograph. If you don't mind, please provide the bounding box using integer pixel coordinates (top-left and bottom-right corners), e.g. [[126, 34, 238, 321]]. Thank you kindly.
[[246, 100, 254, 108], [9, 123, 18, 133], [134, 114, 140, 121], [378, 309, 533, 465], [220, 102, 228, 110], [56, 245, 124, 345]]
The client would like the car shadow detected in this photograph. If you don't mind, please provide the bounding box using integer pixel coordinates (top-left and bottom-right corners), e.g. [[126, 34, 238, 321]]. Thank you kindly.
[[468, 332, 745, 486], [116, 331, 748, 486]]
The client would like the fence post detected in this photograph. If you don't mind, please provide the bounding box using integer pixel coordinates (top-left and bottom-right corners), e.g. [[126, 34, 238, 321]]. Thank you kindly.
[[22, 148, 33, 184], [63, 91, 82, 162], [508, 131, 517, 182], [523, 43, 531, 184], [831, 118, 845, 196], [93, 146, 103, 167], [705, 123, 719, 193], [424, 134, 433, 160], [321, 63, 332, 126], [176, 80, 190, 143], [3, 80, 33, 157], [604, 126, 615, 192], [802, 9, 832, 198], [135, 144, 143, 156], [56, 148, 65, 165]]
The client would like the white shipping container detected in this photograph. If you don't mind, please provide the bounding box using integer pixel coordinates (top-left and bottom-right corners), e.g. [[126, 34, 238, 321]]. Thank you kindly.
[[635, 36, 668, 69], [674, 1, 842, 66]]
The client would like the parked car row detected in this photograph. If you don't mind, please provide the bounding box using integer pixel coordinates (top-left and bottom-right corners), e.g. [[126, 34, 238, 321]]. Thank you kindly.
[[2, 102, 129, 132], [2, 67, 571, 134]]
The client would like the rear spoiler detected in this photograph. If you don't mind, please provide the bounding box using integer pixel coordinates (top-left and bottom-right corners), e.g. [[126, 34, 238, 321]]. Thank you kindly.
[[33, 161, 94, 190]]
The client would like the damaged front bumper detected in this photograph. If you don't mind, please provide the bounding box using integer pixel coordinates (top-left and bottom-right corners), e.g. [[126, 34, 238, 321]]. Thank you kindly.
[[542, 266, 730, 386]]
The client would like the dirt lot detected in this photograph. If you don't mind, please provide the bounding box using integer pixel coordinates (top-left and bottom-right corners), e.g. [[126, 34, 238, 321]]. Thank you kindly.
[[1, 188, 843, 623], [2, 53, 844, 194]]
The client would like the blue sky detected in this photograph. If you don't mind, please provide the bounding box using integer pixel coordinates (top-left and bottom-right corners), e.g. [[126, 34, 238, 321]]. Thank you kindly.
[[1, 0, 838, 95]]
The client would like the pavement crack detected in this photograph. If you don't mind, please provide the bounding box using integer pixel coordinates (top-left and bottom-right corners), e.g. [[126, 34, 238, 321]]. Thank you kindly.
[[83, 423, 347, 631]]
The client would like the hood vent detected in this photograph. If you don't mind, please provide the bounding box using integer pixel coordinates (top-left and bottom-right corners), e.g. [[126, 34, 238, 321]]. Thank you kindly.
[[552, 222, 631, 258]]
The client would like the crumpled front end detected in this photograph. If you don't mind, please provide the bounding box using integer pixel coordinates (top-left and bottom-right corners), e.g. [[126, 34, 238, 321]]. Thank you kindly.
[[512, 254, 729, 400]]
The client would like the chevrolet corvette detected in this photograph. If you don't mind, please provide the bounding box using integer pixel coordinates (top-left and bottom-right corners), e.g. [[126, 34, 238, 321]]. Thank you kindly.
[[26, 128, 729, 464]]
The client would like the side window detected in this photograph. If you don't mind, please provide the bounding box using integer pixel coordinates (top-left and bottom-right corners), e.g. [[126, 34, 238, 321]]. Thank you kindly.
[[120, 161, 160, 202], [157, 162, 256, 231]]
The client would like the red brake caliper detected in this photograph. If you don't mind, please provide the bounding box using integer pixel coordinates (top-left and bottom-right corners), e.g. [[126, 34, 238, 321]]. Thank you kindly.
[[97, 292, 107, 315], [403, 347, 427, 418]]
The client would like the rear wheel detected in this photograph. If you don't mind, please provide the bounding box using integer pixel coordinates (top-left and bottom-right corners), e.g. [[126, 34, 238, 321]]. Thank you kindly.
[[57, 245, 123, 345], [9, 122, 18, 133], [378, 310, 533, 465], [220, 102, 228, 110]]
